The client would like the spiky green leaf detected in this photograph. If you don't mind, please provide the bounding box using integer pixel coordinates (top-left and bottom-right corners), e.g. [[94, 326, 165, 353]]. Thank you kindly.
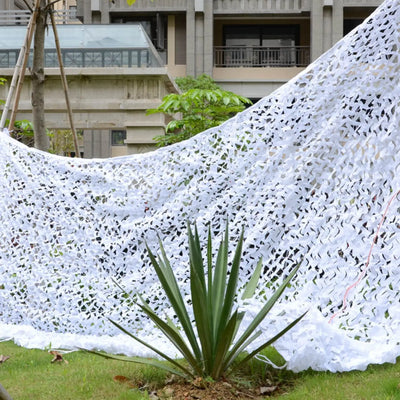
[[241, 258, 263, 300]]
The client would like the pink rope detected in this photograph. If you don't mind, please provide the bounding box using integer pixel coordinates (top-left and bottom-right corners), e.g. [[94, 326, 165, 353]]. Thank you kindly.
[[329, 189, 400, 324]]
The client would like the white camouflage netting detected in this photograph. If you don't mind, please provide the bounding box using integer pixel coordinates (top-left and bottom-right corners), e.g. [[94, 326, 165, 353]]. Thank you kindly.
[[1, 0, 400, 373]]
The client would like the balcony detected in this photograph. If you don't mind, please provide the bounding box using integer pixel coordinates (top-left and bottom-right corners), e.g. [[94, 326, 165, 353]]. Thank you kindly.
[[214, 46, 310, 68], [213, 0, 310, 14], [108, 0, 187, 11], [0, 9, 79, 25], [343, 0, 383, 5], [0, 48, 154, 69]]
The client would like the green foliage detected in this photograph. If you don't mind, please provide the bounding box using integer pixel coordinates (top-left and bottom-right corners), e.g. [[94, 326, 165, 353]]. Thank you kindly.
[[6, 340, 400, 400], [12, 119, 35, 146], [14, 119, 34, 133], [90, 222, 306, 381], [175, 74, 221, 91], [0, 77, 5, 106], [48, 129, 83, 156], [148, 85, 252, 146], [0, 341, 167, 400], [0, 78, 35, 144]]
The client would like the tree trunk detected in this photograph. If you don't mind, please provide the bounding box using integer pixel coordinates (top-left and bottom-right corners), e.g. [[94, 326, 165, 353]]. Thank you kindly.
[[31, 0, 49, 151], [0, 383, 13, 400]]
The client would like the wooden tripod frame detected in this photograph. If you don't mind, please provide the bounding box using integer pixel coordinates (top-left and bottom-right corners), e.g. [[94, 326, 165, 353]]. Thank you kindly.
[[0, 0, 80, 157]]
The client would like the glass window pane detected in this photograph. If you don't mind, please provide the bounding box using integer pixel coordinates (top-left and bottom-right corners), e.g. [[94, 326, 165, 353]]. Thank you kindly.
[[111, 130, 126, 146], [0, 24, 163, 68]]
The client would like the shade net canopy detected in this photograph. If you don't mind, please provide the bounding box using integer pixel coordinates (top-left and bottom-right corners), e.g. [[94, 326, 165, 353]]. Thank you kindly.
[[1, 0, 400, 373]]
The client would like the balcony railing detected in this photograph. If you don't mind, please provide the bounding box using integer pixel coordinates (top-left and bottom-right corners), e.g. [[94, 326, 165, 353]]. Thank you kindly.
[[214, 46, 310, 68], [109, 0, 187, 10], [0, 48, 155, 69], [0, 9, 79, 25], [213, 0, 310, 13], [343, 0, 382, 5]]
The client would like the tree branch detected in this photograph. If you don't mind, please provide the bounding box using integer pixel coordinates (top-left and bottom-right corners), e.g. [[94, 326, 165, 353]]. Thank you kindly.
[[21, 0, 33, 12], [45, 0, 62, 11]]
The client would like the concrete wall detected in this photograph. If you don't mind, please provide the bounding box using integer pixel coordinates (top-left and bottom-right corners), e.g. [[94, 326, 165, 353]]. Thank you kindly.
[[0, 67, 177, 157], [53, 0, 77, 10], [213, 67, 305, 98]]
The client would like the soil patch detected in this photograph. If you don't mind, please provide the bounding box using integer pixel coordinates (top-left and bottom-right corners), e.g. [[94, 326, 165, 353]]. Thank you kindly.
[[151, 377, 279, 400]]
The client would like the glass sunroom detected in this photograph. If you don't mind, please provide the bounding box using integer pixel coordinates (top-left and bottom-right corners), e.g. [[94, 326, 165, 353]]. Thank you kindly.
[[0, 24, 164, 69]]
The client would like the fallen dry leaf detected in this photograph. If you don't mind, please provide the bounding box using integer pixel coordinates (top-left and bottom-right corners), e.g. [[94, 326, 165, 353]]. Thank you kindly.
[[0, 355, 10, 364], [112, 375, 137, 389], [259, 385, 278, 395], [49, 351, 68, 364], [113, 375, 130, 383]]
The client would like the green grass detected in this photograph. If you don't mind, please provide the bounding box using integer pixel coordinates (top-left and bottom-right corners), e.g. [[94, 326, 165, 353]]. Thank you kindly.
[[0, 341, 167, 400], [1, 341, 400, 400], [280, 363, 400, 400]]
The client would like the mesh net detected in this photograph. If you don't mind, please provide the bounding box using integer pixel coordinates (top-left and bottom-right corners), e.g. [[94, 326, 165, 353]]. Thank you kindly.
[[1, 0, 400, 372]]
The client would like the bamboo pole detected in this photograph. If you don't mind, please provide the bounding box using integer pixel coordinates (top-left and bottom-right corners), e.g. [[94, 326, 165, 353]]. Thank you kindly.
[[0, 29, 29, 130], [0, 4, 38, 130], [49, 7, 80, 157], [8, 0, 42, 131]]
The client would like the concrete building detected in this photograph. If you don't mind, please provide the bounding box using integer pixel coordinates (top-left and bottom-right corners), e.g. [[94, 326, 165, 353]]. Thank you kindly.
[[52, 0, 78, 24], [0, 0, 78, 24], [0, 1, 178, 157], [77, 0, 383, 100], [0, 0, 384, 157]]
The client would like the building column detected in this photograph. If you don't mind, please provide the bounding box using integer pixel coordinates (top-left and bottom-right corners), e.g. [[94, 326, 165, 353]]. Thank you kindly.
[[195, 12, 204, 75], [83, 0, 92, 24], [167, 15, 176, 67], [311, 0, 324, 61], [1, 0, 13, 9], [100, 0, 110, 24], [203, 0, 213, 76], [332, 0, 344, 44], [313, 0, 344, 59], [323, 5, 333, 53], [186, 0, 196, 76], [187, 0, 213, 77]]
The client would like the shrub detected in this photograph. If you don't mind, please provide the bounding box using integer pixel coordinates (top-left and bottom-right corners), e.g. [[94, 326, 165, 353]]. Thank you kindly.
[[90, 222, 306, 380]]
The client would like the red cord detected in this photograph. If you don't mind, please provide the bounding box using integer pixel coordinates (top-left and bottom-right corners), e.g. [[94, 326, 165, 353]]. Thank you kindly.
[[329, 189, 400, 324]]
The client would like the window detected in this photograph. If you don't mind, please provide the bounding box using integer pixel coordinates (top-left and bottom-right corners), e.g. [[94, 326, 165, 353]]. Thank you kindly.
[[222, 25, 300, 67], [111, 130, 126, 146], [343, 19, 364, 35], [110, 15, 168, 51], [224, 25, 299, 47], [69, 6, 77, 19]]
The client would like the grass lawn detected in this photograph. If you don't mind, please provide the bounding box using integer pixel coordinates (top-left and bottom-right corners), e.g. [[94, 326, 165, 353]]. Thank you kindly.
[[1, 340, 400, 399]]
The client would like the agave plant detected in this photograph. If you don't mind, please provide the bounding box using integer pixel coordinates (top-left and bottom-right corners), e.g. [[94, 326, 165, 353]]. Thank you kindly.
[[91, 222, 306, 380]]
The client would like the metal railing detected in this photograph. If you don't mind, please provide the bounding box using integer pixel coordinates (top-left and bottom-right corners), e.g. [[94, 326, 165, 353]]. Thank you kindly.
[[213, 0, 309, 13], [0, 48, 155, 68], [109, 0, 187, 10], [0, 9, 79, 25], [214, 46, 310, 67]]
